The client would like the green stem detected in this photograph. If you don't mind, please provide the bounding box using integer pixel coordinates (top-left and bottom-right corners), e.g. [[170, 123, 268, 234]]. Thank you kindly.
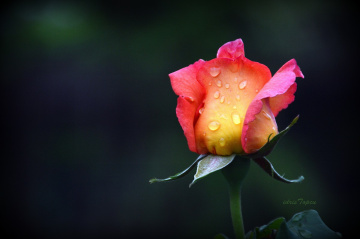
[[222, 156, 250, 239]]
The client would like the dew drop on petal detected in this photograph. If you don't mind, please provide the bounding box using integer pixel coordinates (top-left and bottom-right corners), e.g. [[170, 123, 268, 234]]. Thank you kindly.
[[219, 138, 226, 147], [219, 114, 228, 119], [234, 77, 238, 82], [239, 81, 247, 90], [217, 80, 222, 87], [220, 96, 225, 103], [209, 67, 221, 77], [262, 110, 271, 120], [231, 112, 241, 125], [225, 83, 230, 89], [208, 121, 220, 131], [214, 91, 220, 99], [185, 96, 194, 102], [236, 95, 241, 101], [199, 107, 204, 114]]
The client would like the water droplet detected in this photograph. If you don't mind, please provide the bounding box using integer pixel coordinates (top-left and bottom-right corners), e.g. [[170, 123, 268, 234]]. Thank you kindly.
[[185, 96, 194, 102], [219, 138, 226, 147], [219, 114, 228, 119], [208, 121, 220, 131], [255, 89, 259, 93], [262, 110, 271, 120], [234, 77, 238, 82], [225, 83, 230, 89], [227, 101, 231, 105], [220, 96, 225, 103], [209, 67, 221, 77], [239, 81, 247, 90], [299, 229, 312, 238], [199, 107, 204, 114], [233, 105, 237, 109], [231, 112, 241, 125], [216, 80, 222, 87], [208, 82, 212, 86], [236, 95, 241, 101], [214, 91, 220, 99]]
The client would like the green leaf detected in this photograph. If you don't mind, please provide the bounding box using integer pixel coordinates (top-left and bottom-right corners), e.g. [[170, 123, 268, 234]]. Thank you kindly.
[[253, 157, 304, 184], [214, 233, 230, 239], [245, 231, 255, 239], [189, 154, 236, 187], [149, 154, 208, 183], [258, 217, 285, 238], [276, 210, 342, 239], [246, 115, 299, 159], [246, 217, 285, 239], [276, 221, 298, 239]]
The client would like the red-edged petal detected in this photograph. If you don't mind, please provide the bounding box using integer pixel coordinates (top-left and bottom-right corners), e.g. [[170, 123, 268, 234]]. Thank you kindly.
[[170, 59, 206, 100], [169, 60, 206, 153], [216, 39, 245, 59], [175, 97, 198, 153], [241, 59, 304, 153]]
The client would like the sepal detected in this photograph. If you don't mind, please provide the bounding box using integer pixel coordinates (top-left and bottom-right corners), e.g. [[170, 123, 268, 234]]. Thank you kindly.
[[149, 154, 208, 184], [253, 157, 304, 184], [190, 154, 236, 187]]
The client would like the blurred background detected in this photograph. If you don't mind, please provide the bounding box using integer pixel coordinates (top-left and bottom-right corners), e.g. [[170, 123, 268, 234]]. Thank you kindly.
[[2, 0, 358, 238]]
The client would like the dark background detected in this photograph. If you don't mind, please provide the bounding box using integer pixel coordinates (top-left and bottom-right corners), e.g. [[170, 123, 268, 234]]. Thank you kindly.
[[2, 0, 358, 238]]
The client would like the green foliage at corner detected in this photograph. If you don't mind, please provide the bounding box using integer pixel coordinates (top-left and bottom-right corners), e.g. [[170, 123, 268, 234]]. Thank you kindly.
[[217, 210, 341, 239], [275, 210, 341, 239], [245, 217, 285, 239]]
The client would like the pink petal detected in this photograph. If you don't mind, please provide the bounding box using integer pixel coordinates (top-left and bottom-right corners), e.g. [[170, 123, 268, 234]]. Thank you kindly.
[[169, 60, 206, 153], [241, 59, 304, 153], [270, 83, 297, 117], [169, 59, 206, 101], [175, 97, 199, 153], [216, 39, 245, 59], [268, 59, 303, 116]]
